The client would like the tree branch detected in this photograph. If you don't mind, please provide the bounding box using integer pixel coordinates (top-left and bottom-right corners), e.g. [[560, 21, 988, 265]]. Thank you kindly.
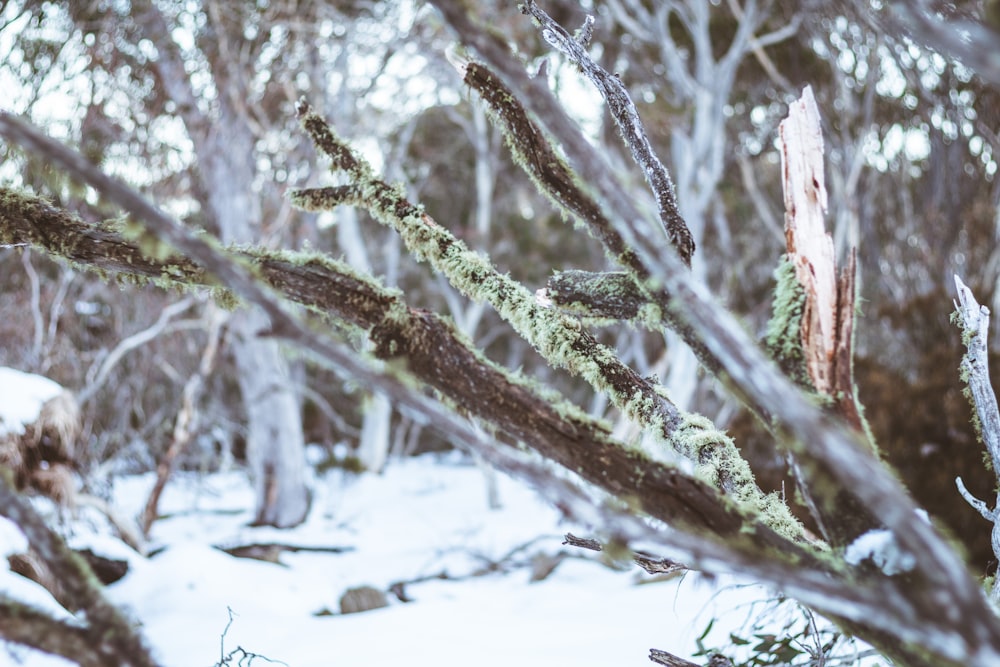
[[519, 0, 694, 266], [952, 275, 1000, 603], [0, 473, 159, 667], [0, 185, 822, 568], [430, 4, 1000, 663], [292, 102, 803, 541]]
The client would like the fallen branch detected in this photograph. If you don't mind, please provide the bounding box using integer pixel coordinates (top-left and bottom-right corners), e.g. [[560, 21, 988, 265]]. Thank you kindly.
[[563, 533, 688, 576]]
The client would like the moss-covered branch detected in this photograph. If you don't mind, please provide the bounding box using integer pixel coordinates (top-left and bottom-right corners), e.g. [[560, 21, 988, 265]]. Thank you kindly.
[[0, 186, 821, 558], [451, 7, 886, 549], [518, 0, 694, 267], [428, 4, 1000, 664], [540, 270, 650, 325], [291, 102, 802, 541]]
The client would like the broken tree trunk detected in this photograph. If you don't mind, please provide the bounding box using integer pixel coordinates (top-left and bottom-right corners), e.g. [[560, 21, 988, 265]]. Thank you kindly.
[[778, 86, 863, 433]]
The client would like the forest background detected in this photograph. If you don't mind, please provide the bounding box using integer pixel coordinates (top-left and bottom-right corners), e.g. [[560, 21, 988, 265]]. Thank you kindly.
[[2, 0, 1000, 665]]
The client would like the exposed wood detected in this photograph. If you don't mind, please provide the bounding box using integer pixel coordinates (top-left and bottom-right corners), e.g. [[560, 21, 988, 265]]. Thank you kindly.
[[779, 86, 843, 401]]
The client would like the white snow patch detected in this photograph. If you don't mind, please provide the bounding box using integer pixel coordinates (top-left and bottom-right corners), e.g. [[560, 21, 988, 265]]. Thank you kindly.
[[845, 511, 929, 576], [1, 453, 883, 666], [844, 528, 916, 575], [0, 367, 63, 437]]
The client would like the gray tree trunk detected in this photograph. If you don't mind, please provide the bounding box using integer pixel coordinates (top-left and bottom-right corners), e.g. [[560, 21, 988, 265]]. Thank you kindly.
[[129, 1, 310, 527], [230, 308, 310, 526], [203, 116, 309, 527]]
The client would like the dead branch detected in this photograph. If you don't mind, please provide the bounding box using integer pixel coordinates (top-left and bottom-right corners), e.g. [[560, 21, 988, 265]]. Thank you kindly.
[[952, 275, 1000, 603], [564, 533, 688, 576], [778, 86, 863, 432], [518, 0, 694, 265]]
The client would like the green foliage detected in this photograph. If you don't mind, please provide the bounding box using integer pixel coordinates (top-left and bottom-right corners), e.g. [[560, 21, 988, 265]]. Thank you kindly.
[[694, 600, 880, 667]]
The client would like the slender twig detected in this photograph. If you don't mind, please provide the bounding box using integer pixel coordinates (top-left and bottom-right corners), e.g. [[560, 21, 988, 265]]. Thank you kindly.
[[519, 0, 694, 266]]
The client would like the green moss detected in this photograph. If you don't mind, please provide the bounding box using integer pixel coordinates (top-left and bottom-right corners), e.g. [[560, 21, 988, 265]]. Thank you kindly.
[[765, 255, 810, 387], [119, 216, 176, 261], [670, 412, 812, 545], [292, 108, 817, 547], [953, 310, 992, 466]]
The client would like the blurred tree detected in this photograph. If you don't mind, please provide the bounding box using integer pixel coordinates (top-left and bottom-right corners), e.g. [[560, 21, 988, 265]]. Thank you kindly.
[[0, 0, 446, 523]]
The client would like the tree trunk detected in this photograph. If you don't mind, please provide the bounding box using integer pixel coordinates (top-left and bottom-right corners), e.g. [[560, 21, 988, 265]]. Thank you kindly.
[[205, 118, 310, 527], [231, 308, 310, 527], [128, 0, 311, 527]]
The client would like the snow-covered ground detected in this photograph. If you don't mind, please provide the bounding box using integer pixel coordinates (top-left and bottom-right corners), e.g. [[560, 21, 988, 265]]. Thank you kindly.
[[0, 366, 881, 666], [1, 449, 882, 667]]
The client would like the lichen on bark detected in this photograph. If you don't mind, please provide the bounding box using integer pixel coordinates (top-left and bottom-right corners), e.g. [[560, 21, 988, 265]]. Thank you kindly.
[[765, 255, 810, 388], [291, 101, 812, 546]]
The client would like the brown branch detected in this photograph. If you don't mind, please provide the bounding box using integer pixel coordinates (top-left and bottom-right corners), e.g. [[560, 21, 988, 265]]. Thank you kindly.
[[649, 649, 734, 667], [563, 533, 688, 575], [0, 109, 951, 665], [430, 4, 1000, 664], [518, 0, 694, 266], [0, 186, 816, 557], [291, 103, 813, 547], [0, 472, 159, 667], [540, 270, 648, 323], [459, 59, 641, 270], [447, 3, 881, 548]]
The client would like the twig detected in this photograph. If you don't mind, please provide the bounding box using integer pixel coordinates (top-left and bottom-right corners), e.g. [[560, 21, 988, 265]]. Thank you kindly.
[[142, 303, 226, 536], [79, 296, 201, 404], [649, 649, 733, 667], [649, 648, 700, 667], [216, 607, 288, 667], [518, 0, 694, 266], [21, 247, 45, 361], [563, 533, 688, 575]]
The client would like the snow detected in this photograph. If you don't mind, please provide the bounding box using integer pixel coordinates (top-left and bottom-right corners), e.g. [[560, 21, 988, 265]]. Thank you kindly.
[[0, 453, 765, 667], [0, 367, 63, 437], [1, 448, 884, 666], [844, 510, 929, 576]]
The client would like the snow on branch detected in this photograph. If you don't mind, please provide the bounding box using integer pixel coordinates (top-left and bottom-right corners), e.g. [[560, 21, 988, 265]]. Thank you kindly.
[[953, 275, 1000, 474]]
